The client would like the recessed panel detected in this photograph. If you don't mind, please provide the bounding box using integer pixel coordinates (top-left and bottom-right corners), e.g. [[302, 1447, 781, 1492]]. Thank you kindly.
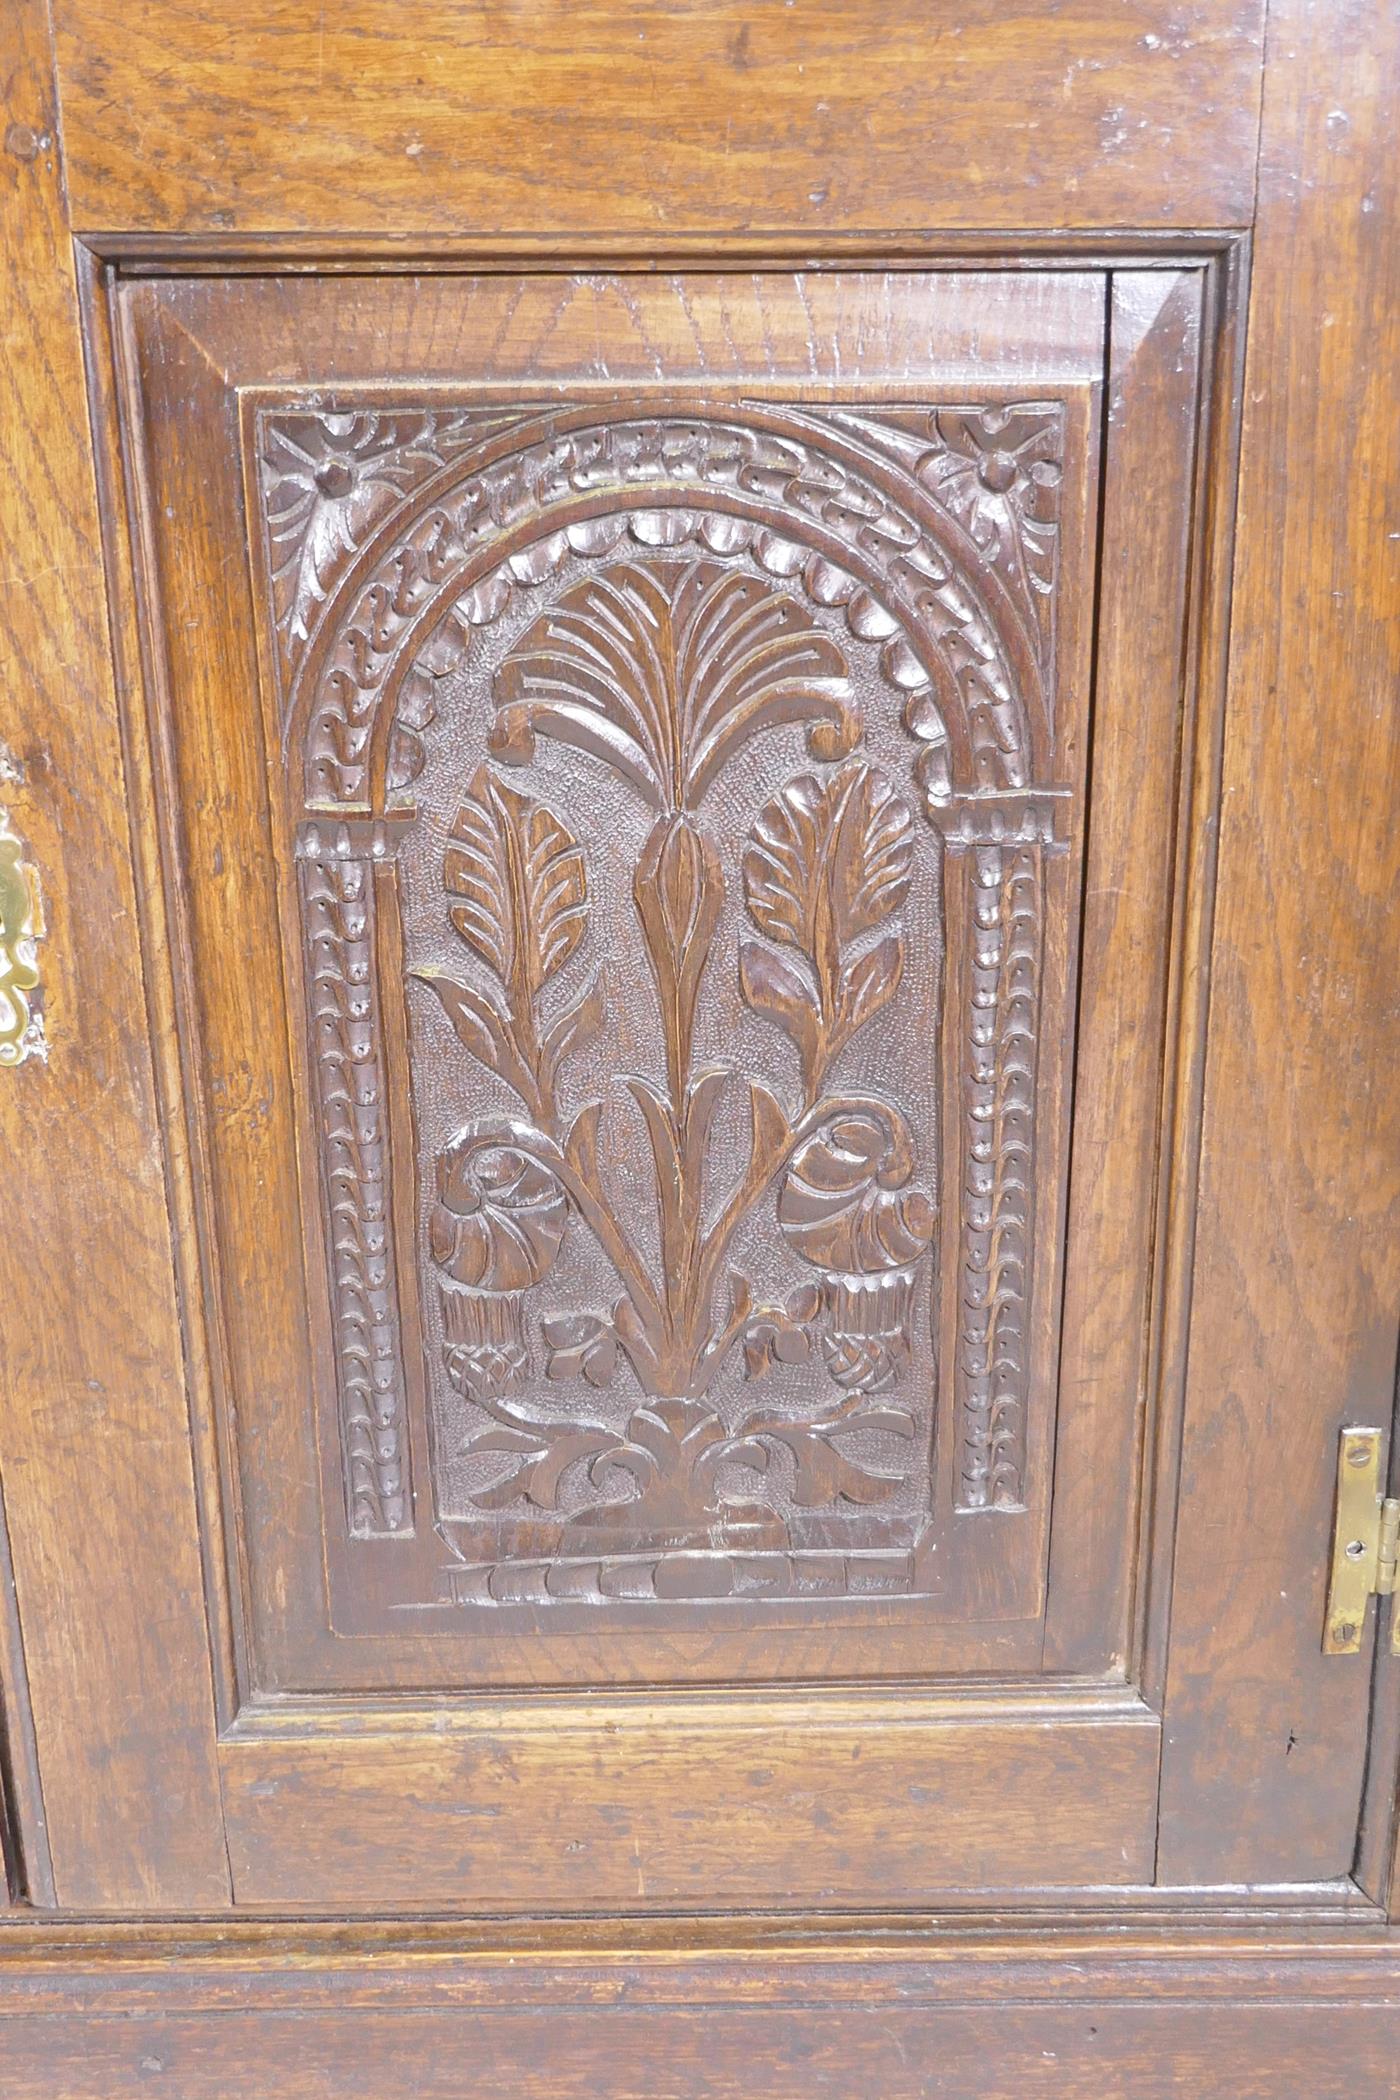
[[120, 271, 1130, 1692]]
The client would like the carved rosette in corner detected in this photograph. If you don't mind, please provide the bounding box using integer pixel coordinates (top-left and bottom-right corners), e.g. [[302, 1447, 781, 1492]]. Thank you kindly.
[[295, 820, 414, 1537]]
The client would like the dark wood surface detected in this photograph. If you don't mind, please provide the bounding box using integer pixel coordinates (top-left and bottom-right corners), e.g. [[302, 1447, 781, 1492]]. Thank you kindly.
[[0, 0, 1398, 2085]]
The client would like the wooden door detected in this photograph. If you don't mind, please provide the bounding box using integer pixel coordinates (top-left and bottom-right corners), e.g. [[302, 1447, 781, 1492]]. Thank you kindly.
[[119, 264, 1164, 1906], [1, 0, 1397, 1976]]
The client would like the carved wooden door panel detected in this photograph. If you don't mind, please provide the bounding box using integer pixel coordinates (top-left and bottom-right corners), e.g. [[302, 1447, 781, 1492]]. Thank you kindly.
[[112, 263, 1209, 1907]]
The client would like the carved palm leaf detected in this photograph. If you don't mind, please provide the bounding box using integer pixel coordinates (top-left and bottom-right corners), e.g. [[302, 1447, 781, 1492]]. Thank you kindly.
[[443, 763, 587, 999], [493, 567, 679, 806], [668, 565, 853, 806], [493, 559, 853, 812]]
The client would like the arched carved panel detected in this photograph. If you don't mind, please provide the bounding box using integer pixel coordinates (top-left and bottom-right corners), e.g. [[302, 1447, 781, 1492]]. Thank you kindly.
[[253, 396, 1072, 1605]]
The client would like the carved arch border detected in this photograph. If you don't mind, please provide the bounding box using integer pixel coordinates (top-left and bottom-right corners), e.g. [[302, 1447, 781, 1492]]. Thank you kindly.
[[265, 401, 1068, 1549], [272, 403, 1053, 814]]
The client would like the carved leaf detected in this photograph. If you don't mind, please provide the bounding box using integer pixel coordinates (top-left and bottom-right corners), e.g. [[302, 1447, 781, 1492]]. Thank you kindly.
[[541, 967, 609, 1073], [838, 934, 905, 1039], [466, 1421, 617, 1513], [414, 969, 536, 1104], [444, 763, 587, 996], [633, 812, 724, 1105], [751, 1422, 905, 1508], [738, 940, 820, 1076], [744, 760, 914, 959], [743, 761, 914, 1093], [564, 1099, 605, 1186], [493, 560, 855, 812], [744, 1077, 793, 1176]]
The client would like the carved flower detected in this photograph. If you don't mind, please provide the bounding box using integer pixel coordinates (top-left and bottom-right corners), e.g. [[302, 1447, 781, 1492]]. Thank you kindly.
[[260, 411, 453, 647], [919, 407, 1062, 606], [430, 1135, 569, 1292], [777, 1110, 935, 1275]]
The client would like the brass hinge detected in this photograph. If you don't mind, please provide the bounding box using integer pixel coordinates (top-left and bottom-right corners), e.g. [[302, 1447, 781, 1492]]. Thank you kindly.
[[1323, 1427, 1400, 1655]]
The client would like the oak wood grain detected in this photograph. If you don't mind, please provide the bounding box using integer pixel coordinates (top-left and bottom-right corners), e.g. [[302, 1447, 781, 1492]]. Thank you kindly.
[[0, 0, 228, 1908], [0, 1925, 1394, 2098], [218, 1700, 1159, 1908], [115, 267, 1123, 1709], [49, 1, 1266, 241], [0, 0, 1394, 2016], [1157, 0, 1400, 1882]]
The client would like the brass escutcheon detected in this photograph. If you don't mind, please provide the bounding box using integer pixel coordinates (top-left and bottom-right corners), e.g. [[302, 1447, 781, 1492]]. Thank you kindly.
[[0, 814, 43, 1066]]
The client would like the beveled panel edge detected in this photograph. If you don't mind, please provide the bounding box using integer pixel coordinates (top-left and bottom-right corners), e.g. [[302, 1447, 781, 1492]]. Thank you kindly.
[[86, 230, 1246, 273]]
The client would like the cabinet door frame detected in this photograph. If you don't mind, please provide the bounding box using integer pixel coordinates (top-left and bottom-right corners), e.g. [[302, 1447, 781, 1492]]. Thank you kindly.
[[1, 0, 1397, 1926], [33, 230, 1376, 1916]]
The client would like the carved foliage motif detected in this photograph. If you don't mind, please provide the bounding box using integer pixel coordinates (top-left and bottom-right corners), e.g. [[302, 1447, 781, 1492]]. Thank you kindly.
[[820, 402, 1064, 676], [258, 409, 512, 664], [416, 560, 935, 1553], [256, 397, 1072, 1590]]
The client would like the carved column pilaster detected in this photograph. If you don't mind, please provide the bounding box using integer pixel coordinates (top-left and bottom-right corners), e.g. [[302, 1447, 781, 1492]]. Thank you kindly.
[[930, 794, 1067, 1514], [295, 817, 414, 1537]]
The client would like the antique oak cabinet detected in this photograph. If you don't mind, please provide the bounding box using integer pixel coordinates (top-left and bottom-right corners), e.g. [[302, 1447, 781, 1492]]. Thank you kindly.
[[0, 0, 1397, 2091]]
